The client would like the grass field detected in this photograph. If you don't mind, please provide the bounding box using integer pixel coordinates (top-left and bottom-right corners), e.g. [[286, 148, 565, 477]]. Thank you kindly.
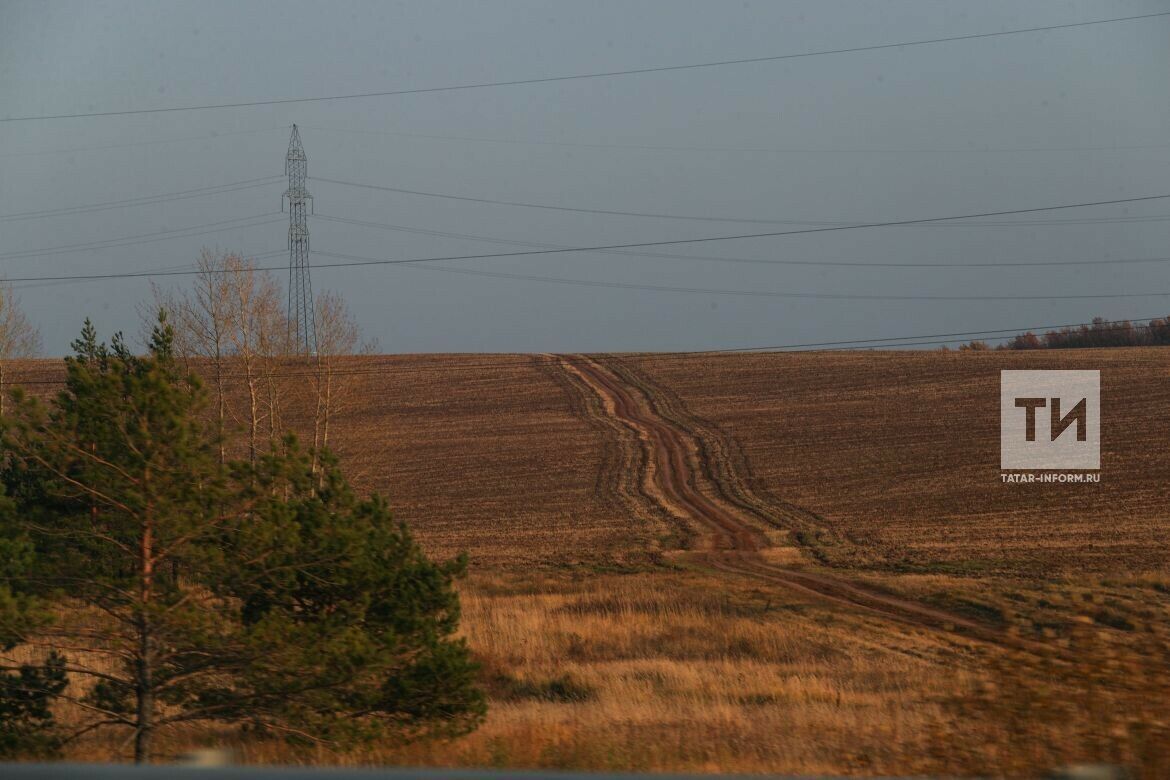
[[6, 348, 1170, 777]]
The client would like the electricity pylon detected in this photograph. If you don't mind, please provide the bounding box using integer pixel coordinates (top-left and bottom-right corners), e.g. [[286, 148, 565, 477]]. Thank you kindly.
[[284, 124, 316, 355]]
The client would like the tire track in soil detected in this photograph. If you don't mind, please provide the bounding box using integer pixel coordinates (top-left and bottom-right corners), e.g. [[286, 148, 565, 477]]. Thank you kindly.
[[533, 354, 686, 554], [556, 353, 1045, 654]]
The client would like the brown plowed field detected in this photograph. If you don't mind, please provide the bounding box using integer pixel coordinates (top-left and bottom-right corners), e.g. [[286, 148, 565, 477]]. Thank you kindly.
[[324, 354, 651, 566], [11, 349, 1167, 577], [625, 348, 1170, 578]]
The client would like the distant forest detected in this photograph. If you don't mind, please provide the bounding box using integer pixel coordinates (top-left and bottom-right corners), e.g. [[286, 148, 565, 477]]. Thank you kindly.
[[958, 316, 1170, 350]]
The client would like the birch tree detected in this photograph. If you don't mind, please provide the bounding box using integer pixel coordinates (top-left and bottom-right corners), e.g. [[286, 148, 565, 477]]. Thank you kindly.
[[154, 251, 289, 463], [0, 283, 42, 417], [221, 254, 286, 463], [310, 291, 376, 466]]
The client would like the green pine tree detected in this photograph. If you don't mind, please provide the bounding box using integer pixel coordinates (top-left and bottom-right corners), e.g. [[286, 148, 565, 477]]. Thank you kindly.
[[0, 315, 484, 763]]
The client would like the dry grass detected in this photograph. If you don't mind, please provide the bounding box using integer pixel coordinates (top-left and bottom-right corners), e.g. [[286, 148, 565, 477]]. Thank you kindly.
[[40, 568, 1170, 776], [239, 569, 988, 776], [236, 569, 1166, 777]]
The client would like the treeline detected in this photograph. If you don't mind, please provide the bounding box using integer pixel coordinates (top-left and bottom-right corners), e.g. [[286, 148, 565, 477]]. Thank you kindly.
[[957, 316, 1170, 351]]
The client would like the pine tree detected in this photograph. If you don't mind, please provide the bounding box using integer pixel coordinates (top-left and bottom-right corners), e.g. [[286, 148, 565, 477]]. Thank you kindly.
[[0, 315, 483, 763]]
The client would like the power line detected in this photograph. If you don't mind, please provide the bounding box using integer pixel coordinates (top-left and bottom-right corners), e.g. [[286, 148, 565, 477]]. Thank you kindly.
[[315, 250, 1170, 301], [303, 192, 1170, 264], [313, 176, 1170, 227], [0, 176, 283, 222], [673, 318, 1169, 353], [8, 250, 287, 292], [0, 127, 286, 159], [5, 317, 1167, 386], [3, 191, 1167, 285], [311, 212, 1170, 268], [4, 11, 1167, 123], [0, 214, 284, 261], [303, 123, 1170, 156]]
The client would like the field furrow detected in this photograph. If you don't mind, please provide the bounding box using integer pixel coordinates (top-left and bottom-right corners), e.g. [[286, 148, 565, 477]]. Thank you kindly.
[[556, 354, 1027, 652]]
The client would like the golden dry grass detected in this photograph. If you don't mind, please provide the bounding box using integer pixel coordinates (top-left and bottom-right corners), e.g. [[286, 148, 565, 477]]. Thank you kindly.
[[357, 569, 976, 776], [237, 569, 1168, 776]]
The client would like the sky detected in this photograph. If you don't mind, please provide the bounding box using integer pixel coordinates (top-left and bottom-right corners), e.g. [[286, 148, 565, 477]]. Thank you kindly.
[[2, 0, 1169, 355]]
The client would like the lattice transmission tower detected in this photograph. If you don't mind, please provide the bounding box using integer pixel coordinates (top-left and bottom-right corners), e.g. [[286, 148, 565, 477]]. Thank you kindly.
[[283, 124, 317, 354]]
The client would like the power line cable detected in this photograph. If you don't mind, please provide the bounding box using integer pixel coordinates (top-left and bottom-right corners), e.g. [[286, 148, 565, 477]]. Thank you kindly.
[[3, 192, 1167, 284], [311, 212, 1170, 268], [313, 176, 1170, 227], [303, 192, 1170, 267], [303, 123, 1170, 156], [316, 250, 1170, 301], [0, 176, 283, 222], [7, 250, 287, 292], [668, 318, 1169, 353], [0, 127, 286, 159], [0, 214, 285, 261], [3, 11, 1166, 122]]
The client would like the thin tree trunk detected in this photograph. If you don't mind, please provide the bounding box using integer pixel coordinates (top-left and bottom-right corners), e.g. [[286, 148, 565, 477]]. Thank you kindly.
[[311, 361, 324, 475], [134, 622, 153, 764], [214, 354, 226, 465], [237, 342, 258, 463], [267, 378, 281, 441], [321, 369, 333, 451], [247, 376, 259, 463], [136, 472, 155, 764]]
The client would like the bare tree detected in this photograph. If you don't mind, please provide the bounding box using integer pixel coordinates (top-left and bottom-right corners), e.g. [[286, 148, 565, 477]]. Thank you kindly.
[[0, 282, 42, 416], [221, 254, 287, 463], [258, 310, 291, 445], [153, 253, 374, 467], [153, 250, 289, 463], [310, 291, 376, 468]]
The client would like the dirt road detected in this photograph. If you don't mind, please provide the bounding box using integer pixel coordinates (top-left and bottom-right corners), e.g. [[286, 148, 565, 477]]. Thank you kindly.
[[556, 353, 1026, 648]]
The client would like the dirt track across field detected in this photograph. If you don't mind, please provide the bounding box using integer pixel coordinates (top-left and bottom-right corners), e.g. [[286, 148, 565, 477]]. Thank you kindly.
[[556, 353, 1035, 650]]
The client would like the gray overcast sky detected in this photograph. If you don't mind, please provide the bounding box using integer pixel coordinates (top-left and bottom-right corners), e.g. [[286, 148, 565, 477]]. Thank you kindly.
[[2, 0, 1169, 355]]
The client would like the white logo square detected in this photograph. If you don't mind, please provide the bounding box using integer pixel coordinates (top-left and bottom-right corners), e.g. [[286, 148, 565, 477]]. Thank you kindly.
[[1000, 370, 1100, 470]]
